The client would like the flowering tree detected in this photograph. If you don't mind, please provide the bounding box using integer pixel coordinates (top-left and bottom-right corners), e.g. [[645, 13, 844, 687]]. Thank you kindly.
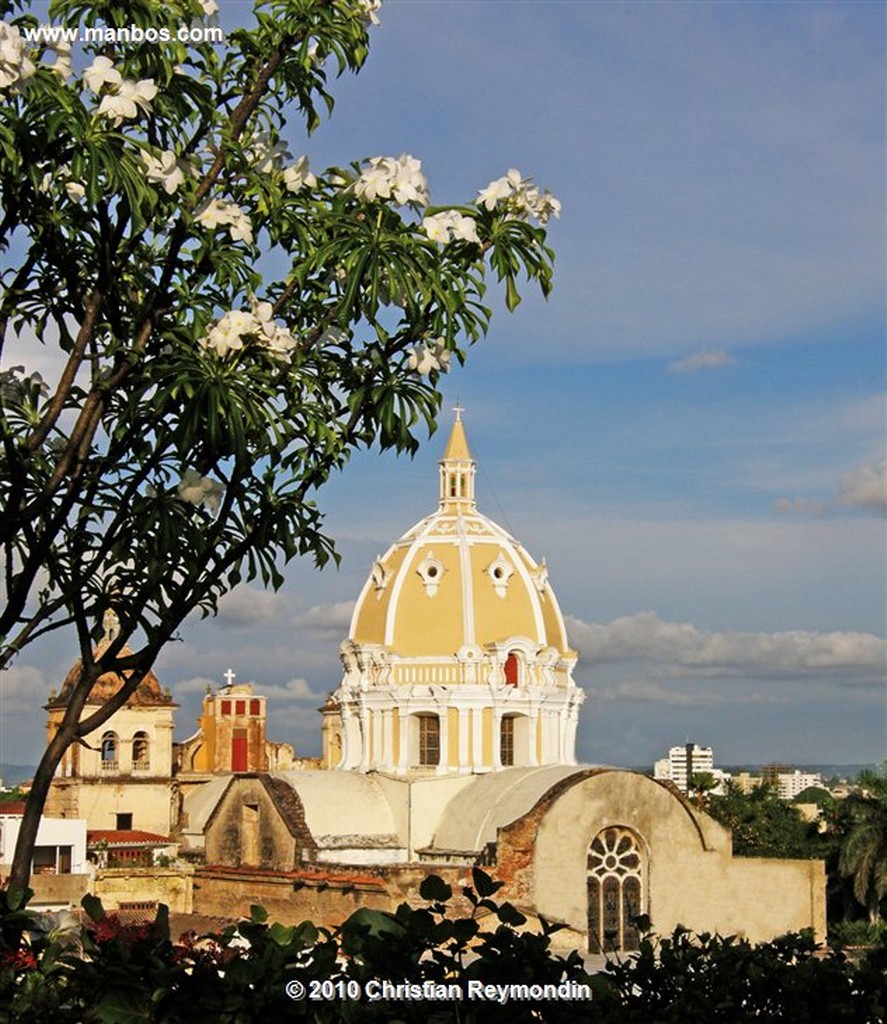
[[0, 0, 558, 891]]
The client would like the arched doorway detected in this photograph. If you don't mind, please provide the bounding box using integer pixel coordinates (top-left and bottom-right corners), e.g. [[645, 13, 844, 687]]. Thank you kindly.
[[587, 826, 644, 953]]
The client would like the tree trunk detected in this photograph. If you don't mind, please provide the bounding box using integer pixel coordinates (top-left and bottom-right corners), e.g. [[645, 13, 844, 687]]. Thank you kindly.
[[7, 723, 77, 893]]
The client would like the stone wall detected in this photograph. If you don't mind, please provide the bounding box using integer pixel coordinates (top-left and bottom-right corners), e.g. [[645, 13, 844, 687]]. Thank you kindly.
[[94, 866, 194, 914]]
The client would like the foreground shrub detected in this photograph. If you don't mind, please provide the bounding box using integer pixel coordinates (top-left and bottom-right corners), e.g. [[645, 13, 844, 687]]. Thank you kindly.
[[1, 871, 885, 1023]]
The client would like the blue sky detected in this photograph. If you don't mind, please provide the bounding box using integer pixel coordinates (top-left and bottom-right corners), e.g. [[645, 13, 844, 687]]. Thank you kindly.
[[2, 0, 884, 771]]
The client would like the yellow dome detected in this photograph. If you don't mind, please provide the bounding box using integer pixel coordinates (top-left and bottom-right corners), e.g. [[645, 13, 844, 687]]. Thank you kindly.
[[349, 412, 574, 661], [332, 412, 583, 775]]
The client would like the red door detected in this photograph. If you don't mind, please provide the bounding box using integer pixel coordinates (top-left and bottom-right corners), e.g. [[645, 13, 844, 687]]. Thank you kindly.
[[232, 731, 248, 772]]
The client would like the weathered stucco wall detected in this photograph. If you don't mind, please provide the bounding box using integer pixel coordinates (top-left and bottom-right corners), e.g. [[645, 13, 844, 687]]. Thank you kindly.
[[496, 770, 826, 947], [94, 867, 194, 913], [193, 867, 390, 926], [203, 775, 312, 871]]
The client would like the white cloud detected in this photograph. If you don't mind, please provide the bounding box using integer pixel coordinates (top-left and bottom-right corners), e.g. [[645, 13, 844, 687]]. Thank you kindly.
[[566, 611, 886, 678], [259, 677, 325, 702], [0, 664, 53, 714], [667, 350, 736, 374], [215, 587, 288, 627], [173, 675, 217, 695], [294, 601, 356, 637], [592, 680, 724, 707], [839, 459, 887, 514]]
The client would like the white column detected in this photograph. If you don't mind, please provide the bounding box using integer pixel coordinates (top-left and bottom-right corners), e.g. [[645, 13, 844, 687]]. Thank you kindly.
[[457, 707, 469, 771], [436, 705, 450, 774], [471, 708, 483, 770]]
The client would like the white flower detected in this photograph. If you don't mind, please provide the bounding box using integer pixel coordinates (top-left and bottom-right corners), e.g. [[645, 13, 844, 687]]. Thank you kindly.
[[407, 338, 451, 375], [248, 131, 291, 174], [195, 198, 254, 245], [422, 210, 480, 246], [198, 301, 297, 361], [82, 55, 121, 94], [353, 157, 393, 202], [0, 21, 36, 90], [142, 150, 186, 195], [46, 37, 72, 82], [355, 0, 382, 26], [283, 155, 316, 192], [177, 469, 224, 514], [476, 173, 514, 211], [200, 308, 253, 357], [200, 0, 219, 13], [476, 168, 560, 223], [353, 153, 428, 207], [97, 77, 157, 125], [41, 165, 85, 202], [250, 296, 297, 358]]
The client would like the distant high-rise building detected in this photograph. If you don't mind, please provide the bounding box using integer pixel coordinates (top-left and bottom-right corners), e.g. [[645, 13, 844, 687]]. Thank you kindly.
[[653, 743, 716, 793]]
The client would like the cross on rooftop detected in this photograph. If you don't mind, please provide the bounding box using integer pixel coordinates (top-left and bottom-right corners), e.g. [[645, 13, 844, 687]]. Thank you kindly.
[[223, 668, 236, 687], [453, 403, 464, 422]]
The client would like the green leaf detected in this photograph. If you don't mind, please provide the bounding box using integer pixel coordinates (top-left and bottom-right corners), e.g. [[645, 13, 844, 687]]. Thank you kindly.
[[471, 867, 503, 899], [419, 874, 452, 903]]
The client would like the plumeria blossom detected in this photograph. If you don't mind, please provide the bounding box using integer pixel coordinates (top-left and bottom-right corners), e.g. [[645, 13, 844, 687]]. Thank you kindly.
[[353, 154, 428, 207], [177, 469, 225, 514], [200, 0, 219, 13], [198, 299, 297, 360], [82, 55, 121, 94], [354, 0, 382, 27], [142, 150, 187, 195], [476, 168, 561, 224], [422, 209, 480, 246], [407, 337, 451, 375], [39, 165, 86, 202], [0, 21, 36, 90], [195, 198, 254, 244], [283, 155, 316, 192], [45, 37, 72, 81], [248, 131, 291, 174], [97, 77, 158, 126]]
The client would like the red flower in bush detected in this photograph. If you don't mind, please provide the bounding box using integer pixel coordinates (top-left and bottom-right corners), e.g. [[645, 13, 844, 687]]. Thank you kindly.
[[2, 948, 38, 972]]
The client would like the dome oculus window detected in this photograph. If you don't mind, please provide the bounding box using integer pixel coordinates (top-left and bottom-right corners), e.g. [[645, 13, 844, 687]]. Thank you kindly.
[[416, 552, 445, 597], [486, 555, 514, 598]]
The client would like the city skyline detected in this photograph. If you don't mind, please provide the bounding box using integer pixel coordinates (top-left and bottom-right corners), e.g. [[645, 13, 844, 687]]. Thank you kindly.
[[1, 1, 884, 768]]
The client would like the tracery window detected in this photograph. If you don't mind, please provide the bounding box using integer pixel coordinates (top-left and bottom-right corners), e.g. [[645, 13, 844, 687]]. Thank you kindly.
[[417, 715, 440, 768], [587, 827, 644, 953]]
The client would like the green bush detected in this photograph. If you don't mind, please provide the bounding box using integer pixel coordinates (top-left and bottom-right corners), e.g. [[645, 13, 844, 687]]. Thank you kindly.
[[1, 871, 885, 1024]]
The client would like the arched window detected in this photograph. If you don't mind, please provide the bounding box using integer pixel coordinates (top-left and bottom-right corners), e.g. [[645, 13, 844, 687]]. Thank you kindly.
[[416, 715, 440, 768], [132, 732, 150, 770], [504, 652, 519, 686], [100, 732, 118, 771], [587, 827, 644, 954]]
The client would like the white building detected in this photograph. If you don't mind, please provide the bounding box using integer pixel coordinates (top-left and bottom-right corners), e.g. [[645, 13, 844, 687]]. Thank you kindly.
[[0, 807, 89, 909], [654, 743, 726, 793], [777, 770, 823, 800]]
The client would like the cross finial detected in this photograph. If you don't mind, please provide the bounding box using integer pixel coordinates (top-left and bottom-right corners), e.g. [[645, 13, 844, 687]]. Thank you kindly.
[[223, 668, 236, 687], [453, 403, 464, 422]]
